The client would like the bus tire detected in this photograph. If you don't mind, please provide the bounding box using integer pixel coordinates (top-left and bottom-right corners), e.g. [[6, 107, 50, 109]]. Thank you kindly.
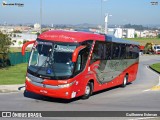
[[82, 82, 93, 100], [121, 75, 128, 87]]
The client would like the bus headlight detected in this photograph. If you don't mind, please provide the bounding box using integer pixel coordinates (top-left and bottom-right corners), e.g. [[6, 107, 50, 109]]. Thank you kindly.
[[58, 81, 75, 88], [26, 76, 31, 82]]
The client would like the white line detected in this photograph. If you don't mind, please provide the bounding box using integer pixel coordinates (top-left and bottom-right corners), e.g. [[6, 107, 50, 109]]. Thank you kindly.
[[142, 66, 160, 92], [143, 89, 151, 92]]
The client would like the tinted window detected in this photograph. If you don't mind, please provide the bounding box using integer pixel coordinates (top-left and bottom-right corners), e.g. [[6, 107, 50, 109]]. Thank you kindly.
[[91, 41, 139, 63], [112, 43, 120, 59], [91, 41, 112, 63], [74, 48, 90, 74]]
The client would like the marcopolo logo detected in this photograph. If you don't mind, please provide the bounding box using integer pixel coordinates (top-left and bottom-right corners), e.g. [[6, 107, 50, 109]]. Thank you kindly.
[[2, 1, 24, 7]]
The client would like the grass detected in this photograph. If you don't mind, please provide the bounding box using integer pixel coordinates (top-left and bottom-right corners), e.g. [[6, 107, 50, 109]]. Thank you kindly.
[[126, 38, 160, 46], [0, 63, 27, 85], [9, 47, 31, 53], [150, 63, 160, 73]]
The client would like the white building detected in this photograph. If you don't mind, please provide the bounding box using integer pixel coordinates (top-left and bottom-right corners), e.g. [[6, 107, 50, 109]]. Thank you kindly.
[[34, 23, 40, 30], [10, 33, 37, 47], [126, 29, 135, 38], [0, 26, 14, 34], [135, 30, 158, 38], [108, 28, 135, 38], [114, 28, 123, 38]]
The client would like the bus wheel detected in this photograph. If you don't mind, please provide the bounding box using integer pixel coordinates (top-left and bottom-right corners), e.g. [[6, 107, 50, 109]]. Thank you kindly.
[[82, 82, 93, 99], [121, 75, 128, 87]]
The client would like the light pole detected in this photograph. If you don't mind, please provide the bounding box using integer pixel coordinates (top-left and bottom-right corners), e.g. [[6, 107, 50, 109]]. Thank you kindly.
[[100, 0, 103, 32], [40, 0, 42, 34], [105, 13, 112, 34], [100, 0, 108, 33]]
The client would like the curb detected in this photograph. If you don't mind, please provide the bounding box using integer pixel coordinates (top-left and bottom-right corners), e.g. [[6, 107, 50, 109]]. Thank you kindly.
[[149, 66, 160, 91], [149, 66, 160, 74], [0, 84, 25, 93]]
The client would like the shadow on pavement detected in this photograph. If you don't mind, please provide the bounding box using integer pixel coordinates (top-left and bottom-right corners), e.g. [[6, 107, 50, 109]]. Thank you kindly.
[[23, 90, 81, 104], [18, 86, 25, 90], [92, 83, 132, 96], [23, 83, 132, 103]]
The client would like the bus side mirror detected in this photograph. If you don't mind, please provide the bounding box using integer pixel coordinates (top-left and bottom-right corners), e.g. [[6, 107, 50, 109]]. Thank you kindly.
[[72, 45, 86, 62], [22, 40, 35, 56]]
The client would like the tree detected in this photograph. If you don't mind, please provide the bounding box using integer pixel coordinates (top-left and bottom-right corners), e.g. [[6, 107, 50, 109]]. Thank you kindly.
[[36, 32, 40, 37], [18, 41, 22, 47], [23, 40, 29, 44], [158, 34, 160, 38], [13, 34, 16, 37], [134, 33, 138, 38], [0, 32, 12, 67]]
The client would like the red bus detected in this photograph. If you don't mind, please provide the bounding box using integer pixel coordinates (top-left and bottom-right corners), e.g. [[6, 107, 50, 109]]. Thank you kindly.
[[22, 30, 139, 99]]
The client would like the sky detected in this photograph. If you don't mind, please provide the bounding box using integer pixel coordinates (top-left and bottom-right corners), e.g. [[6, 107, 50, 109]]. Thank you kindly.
[[0, 0, 160, 25]]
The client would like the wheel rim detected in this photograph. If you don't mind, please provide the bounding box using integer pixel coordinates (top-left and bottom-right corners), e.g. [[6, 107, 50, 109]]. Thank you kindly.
[[85, 85, 90, 95]]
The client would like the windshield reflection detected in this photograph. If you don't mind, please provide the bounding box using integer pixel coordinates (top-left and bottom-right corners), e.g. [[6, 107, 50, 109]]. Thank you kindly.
[[28, 41, 77, 80]]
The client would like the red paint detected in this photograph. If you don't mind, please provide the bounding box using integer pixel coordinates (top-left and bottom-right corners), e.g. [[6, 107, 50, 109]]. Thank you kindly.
[[139, 45, 144, 51], [38, 30, 105, 42], [21, 40, 35, 55], [72, 45, 86, 62]]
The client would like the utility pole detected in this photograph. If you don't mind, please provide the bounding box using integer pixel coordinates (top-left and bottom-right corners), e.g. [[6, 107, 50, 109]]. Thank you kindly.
[[101, 0, 103, 33], [40, 0, 42, 34], [100, 0, 108, 33], [105, 13, 112, 34]]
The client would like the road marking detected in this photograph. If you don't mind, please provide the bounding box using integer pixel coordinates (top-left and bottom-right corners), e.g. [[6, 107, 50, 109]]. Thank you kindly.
[[151, 86, 160, 91], [143, 66, 160, 92], [143, 89, 151, 92]]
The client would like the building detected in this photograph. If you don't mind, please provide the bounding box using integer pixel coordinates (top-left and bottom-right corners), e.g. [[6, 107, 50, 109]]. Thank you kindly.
[[108, 28, 135, 38], [10, 33, 37, 47], [34, 23, 40, 30], [135, 30, 159, 38]]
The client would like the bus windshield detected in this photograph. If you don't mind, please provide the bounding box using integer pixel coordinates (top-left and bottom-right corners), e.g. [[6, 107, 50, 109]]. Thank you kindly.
[[28, 40, 78, 80]]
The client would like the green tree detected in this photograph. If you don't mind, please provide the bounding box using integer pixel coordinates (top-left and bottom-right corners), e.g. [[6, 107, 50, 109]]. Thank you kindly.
[[36, 32, 40, 37], [18, 41, 22, 47], [23, 40, 29, 44], [0, 32, 12, 67], [13, 34, 16, 37], [158, 34, 160, 38], [134, 33, 138, 38]]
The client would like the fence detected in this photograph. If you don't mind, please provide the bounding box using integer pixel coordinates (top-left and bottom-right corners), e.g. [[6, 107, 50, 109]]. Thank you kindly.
[[9, 52, 31, 65]]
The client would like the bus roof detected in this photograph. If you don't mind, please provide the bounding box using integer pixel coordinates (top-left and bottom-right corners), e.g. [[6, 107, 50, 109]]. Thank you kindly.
[[38, 30, 105, 43], [38, 30, 139, 45], [105, 35, 139, 45]]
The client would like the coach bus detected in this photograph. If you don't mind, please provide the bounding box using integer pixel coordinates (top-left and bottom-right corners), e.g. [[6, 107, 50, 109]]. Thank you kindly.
[[22, 30, 139, 99]]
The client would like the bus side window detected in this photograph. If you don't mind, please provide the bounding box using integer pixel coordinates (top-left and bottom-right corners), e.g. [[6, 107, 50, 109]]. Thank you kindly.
[[90, 41, 112, 64], [105, 42, 112, 60], [74, 48, 90, 74], [112, 43, 120, 59], [75, 55, 81, 72], [90, 42, 101, 64], [120, 44, 126, 59]]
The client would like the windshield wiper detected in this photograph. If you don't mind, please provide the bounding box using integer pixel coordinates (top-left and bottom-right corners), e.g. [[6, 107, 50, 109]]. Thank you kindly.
[[34, 44, 58, 79], [33, 47, 53, 76]]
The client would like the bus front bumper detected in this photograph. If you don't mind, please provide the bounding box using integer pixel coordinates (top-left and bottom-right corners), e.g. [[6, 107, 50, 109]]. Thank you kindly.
[[25, 80, 79, 99]]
